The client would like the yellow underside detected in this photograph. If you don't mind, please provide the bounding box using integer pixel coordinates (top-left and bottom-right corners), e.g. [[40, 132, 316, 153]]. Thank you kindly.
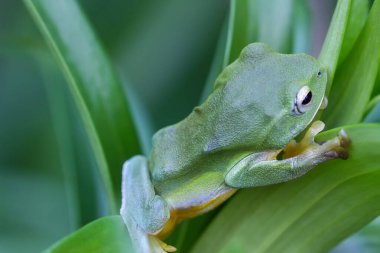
[[156, 188, 237, 239]]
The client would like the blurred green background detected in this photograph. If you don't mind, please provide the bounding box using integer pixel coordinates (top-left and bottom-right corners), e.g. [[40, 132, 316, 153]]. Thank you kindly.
[[2, 0, 375, 252]]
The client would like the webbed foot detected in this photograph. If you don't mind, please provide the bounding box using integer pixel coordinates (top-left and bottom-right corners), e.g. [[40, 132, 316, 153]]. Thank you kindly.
[[120, 156, 174, 253]]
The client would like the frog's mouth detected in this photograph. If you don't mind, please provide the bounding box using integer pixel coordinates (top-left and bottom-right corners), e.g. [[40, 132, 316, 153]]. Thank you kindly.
[[319, 96, 328, 110]]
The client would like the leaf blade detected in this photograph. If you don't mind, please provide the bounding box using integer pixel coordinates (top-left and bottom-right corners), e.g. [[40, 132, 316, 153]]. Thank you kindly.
[[44, 216, 133, 253], [318, 0, 351, 97], [337, 0, 369, 65], [322, 0, 380, 128], [24, 0, 141, 212]]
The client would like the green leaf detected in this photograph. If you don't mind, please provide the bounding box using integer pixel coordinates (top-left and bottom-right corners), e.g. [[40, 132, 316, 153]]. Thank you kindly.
[[322, 0, 380, 129], [44, 216, 133, 253], [199, 14, 231, 103], [256, 0, 295, 53], [229, 0, 296, 63], [319, 0, 352, 97], [24, 0, 141, 213], [38, 58, 81, 229], [199, 0, 257, 103], [191, 124, 380, 253], [39, 56, 106, 226], [337, 0, 369, 65], [370, 65, 380, 98], [228, 0, 258, 63]]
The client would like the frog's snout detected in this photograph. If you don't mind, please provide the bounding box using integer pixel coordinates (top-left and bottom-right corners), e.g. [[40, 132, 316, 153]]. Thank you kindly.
[[319, 96, 328, 110]]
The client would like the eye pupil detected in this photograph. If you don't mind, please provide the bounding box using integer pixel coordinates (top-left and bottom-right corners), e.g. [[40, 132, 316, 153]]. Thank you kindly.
[[302, 91, 312, 105], [317, 71, 322, 77]]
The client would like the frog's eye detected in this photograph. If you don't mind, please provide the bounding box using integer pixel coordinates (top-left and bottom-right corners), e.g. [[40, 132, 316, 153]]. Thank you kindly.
[[293, 86, 312, 115], [317, 71, 322, 78]]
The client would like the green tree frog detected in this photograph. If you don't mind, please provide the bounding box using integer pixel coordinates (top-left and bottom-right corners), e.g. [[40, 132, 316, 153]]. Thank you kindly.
[[120, 43, 350, 253]]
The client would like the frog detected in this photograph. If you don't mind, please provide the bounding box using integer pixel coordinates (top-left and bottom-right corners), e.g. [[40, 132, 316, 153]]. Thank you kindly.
[[120, 43, 350, 253]]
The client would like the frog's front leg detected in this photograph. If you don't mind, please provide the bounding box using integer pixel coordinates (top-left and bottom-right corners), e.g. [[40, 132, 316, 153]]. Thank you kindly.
[[225, 121, 350, 188], [120, 155, 176, 253]]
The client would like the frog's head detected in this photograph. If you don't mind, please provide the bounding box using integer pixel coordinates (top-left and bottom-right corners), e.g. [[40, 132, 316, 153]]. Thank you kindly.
[[218, 43, 328, 149]]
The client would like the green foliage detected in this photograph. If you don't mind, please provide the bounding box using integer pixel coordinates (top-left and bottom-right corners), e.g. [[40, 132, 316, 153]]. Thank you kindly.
[[1, 0, 379, 252], [44, 216, 132, 253], [322, 0, 380, 128], [24, 0, 141, 213]]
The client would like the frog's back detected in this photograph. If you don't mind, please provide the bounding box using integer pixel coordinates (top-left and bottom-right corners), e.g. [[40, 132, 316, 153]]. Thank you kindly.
[[149, 109, 209, 183]]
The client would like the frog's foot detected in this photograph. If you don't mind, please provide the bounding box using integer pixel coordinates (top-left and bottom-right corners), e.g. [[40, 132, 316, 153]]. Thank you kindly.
[[121, 156, 175, 253], [283, 120, 350, 160]]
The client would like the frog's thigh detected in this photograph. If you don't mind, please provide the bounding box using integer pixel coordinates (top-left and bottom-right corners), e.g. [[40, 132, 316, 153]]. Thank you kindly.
[[120, 156, 173, 253]]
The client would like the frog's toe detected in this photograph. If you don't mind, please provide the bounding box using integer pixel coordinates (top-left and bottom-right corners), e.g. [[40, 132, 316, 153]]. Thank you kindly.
[[322, 149, 348, 160], [283, 121, 325, 158], [146, 235, 177, 253], [318, 129, 350, 160], [337, 148, 349, 160], [338, 129, 351, 149], [334, 129, 350, 160], [158, 240, 177, 252], [306, 120, 325, 141]]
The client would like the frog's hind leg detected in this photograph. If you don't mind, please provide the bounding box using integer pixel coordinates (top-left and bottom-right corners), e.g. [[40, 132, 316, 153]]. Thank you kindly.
[[120, 155, 176, 253]]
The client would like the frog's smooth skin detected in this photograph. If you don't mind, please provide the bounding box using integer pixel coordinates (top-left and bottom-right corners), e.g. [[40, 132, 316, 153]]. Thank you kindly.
[[120, 43, 349, 253]]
